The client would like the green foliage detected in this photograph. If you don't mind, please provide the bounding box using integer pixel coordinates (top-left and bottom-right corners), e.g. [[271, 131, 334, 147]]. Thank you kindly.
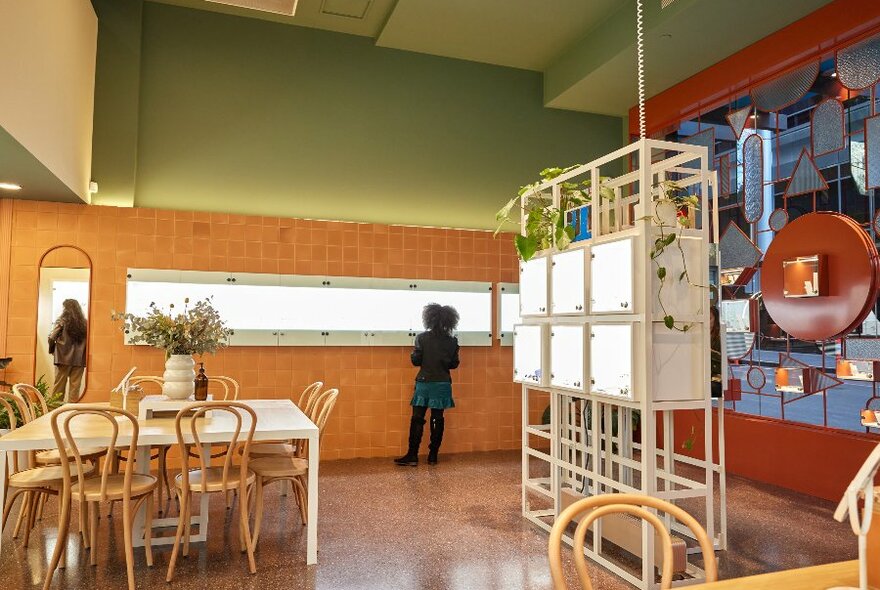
[[649, 181, 706, 332], [112, 297, 231, 356], [0, 375, 59, 430], [495, 165, 613, 261]]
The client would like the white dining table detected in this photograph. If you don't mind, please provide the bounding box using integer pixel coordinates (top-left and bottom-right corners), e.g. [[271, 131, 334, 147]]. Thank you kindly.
[[0, 399, 319, 565]]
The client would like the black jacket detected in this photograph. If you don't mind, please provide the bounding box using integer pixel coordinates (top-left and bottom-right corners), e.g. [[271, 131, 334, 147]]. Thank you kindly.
[[411, 331, 460, 383]]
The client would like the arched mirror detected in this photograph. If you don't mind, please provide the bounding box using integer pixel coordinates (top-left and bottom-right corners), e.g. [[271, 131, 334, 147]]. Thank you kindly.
[[35, 245, 92, 401]]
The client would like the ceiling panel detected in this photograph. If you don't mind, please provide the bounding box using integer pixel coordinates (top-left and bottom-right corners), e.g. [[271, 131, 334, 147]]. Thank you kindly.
[[375, 0, 624, 71], [147, 0, 396, 37], [0, 126, 85, 204]]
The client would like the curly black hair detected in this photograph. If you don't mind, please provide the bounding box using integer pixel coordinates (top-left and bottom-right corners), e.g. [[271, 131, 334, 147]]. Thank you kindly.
[[422, 303, 459, 335]]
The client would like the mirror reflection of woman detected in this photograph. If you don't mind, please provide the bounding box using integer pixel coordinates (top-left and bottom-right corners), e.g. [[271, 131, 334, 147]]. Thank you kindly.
[[48, 299, 88, 401]]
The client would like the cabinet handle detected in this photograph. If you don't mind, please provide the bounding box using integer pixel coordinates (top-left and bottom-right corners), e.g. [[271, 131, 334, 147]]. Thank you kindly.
[[272, 332, 278, 336], [231, 278, 236, 282]]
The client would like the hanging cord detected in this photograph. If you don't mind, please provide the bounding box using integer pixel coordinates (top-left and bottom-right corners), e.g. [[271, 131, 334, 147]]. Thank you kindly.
[[636, 0, 646, 139]]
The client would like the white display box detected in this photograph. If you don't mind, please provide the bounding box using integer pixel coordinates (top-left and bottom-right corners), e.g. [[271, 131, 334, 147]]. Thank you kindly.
[[550, 324, 587, 392], [138, 394, 215, 420], [651, 325, 706, 402], [590, 323, 634, 400], [514, 324, 548, 386], [519, 256, 549, 316], [551, 248, 587, 315], [590, 238, 634, 314]]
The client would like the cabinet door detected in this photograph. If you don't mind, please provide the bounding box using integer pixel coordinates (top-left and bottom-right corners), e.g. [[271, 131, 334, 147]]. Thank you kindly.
[[551, 249, 586, 315], [278, 330, 325, 346], [514, 324, 546, 385], [520, 257, 549, 316], [590, 324, 633, 399], [229, 329, 280, 346], [590, 238, 634, 313], [550, 325, 586, 391]]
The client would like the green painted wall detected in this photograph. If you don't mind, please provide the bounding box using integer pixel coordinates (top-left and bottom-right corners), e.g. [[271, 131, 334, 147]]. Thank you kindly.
[[101, 2, 622, 229], [90, 0, 143, 208]]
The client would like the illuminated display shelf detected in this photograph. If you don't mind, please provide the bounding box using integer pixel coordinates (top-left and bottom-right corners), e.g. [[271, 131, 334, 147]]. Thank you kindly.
[[516, 138, 727, 590]]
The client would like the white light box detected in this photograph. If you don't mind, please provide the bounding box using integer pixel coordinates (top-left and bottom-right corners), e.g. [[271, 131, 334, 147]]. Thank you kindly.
[[590, 238, 633, 313], [651, 324, 705, 402], [514, 324, 547, 386], [551, 248, 586, 315], [520, 256, 549, 316], [590, 324, 633, 399], [550, 325, 587, 391]]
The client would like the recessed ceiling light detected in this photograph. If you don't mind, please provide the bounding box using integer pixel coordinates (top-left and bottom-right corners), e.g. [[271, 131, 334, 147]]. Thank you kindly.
[[0, 182, 21, 191], [830, 72, 838, 78], [660, 33, 673, 40]]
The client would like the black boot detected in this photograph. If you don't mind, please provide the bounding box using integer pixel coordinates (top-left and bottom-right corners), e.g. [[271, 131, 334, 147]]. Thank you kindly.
[[427, 415, 445, 465], [395, 415, 425, 466]]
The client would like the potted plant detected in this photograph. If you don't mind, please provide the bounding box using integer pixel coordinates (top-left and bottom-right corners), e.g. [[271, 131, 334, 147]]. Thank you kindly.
[[112, 298, 231, 400], [647, 181, 704, 331], [0, 376, 60, 433], [494, 165, 614, 261]]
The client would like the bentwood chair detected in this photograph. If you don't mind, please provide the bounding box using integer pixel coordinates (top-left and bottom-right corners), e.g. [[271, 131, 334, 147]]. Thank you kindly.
[[13, 384, 48, 420], [249, 381, 323, 460], [166, 401, 259, 581], [250, 389, 338, 546], [45, 405, 157, 590], [547, 493, 717, 590], [211, 376, 241, 400]]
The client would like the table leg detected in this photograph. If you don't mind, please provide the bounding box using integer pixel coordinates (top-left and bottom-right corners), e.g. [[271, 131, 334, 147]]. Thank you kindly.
[[196, 444, 209, 543], [0, 450, 6, 554], [132, 446, 150, 548], [307, 432, 318, 565]]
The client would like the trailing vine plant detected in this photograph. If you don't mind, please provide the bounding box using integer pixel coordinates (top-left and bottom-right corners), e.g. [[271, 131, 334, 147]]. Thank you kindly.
[[648, 180, 705, 331], [494, 165, 614, 261]]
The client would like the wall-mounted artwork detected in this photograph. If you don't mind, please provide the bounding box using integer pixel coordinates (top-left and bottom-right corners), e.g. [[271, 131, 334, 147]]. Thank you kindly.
[[750, 61, 820, 112], [742, 134, 764, 223], [836, 32, 880, 90], [810, 98, 845, 156], [783, 149, 829, 198], [726, 105, 752, 140]]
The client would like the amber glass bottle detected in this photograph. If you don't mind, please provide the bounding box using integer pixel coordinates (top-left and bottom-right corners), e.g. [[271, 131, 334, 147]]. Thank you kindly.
[[194, 363, 209, 401]]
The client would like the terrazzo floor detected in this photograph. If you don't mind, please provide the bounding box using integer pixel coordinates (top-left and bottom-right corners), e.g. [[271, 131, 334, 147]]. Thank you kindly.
[[0, 450, 856, 589]]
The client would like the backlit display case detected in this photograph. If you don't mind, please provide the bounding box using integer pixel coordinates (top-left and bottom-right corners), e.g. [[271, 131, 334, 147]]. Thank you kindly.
[[519, 256, 549, 316], [550, 324, 587, 392], [514, 324, 547, 386], [551, 248, 586, 315], [590, 324, 633, 399], [590, 238, 633, 313]]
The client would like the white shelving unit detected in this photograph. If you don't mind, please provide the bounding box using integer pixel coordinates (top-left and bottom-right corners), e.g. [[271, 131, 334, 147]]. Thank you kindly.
[[516, 138, 726, 589]]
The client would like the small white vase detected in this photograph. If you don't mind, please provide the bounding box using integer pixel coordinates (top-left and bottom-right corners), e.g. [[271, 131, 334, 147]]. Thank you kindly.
[[163, 354, 195, 400], [654, 200, 678, 227]]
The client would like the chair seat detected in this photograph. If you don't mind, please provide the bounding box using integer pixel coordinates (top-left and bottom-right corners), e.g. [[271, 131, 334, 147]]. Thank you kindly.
[[71, 474, 158, 502], [35, 446, 106, 464], [175, 466, 255, 492], [250, 456, 308, 479], [9, 462, 93, 489], [249, 443, 296, 458]]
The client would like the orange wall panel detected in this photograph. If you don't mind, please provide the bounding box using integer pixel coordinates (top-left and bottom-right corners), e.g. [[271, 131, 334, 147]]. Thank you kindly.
[[0, 198, 521, 461]]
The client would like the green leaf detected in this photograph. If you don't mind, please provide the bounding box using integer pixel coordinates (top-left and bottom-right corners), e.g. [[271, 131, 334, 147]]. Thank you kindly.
[[657, 267, 666, 280], [664, 315, 675, 329], [679, 270, 687, 281], [515, 234, 539, 261], [663, 233, 677, 246]]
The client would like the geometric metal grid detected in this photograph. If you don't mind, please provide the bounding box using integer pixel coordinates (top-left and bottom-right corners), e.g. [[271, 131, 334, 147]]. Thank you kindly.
[[768, 208, 789, 232], [742, 134, 764, 223], [750, 61, 820, 112], [783, 149, 829, 198], [811, 98, 845, 157], [837, 32, 880, 91], [867, 114, 880, 190], [719, 221, 762, 270], [726, 105, 752, 140]]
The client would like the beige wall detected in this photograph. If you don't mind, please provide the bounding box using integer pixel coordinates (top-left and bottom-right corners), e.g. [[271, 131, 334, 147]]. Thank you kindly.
[[0, 0, 98, 201]]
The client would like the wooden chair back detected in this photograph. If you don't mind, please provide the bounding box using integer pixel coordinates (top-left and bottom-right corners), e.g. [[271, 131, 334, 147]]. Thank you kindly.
[[130, 376, 164, 393], [297, 381, 323, 412], [548, 493, 717, 590], [210, 376, 240, 400], [0, 392, 28, 472], [175, 401, 257, 495], [296, 389, 338, 459], [51, 405, 139, 503], [13, 384, 47, 421]]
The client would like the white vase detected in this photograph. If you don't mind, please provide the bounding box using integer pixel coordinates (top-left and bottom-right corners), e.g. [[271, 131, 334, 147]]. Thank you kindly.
[[654, 200, 678, 227], [163, 354, 195, 400]]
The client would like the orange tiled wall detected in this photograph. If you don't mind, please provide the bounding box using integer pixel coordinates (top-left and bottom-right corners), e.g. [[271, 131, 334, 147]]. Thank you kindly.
[[0, 199, 522, 459]]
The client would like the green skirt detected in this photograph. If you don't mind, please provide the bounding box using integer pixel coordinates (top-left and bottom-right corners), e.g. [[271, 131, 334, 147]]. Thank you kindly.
[[410, 381, 455, 409]]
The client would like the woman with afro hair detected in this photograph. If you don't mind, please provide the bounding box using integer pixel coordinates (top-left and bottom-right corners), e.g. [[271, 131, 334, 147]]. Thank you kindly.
[[395, 303, 460, 466]]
